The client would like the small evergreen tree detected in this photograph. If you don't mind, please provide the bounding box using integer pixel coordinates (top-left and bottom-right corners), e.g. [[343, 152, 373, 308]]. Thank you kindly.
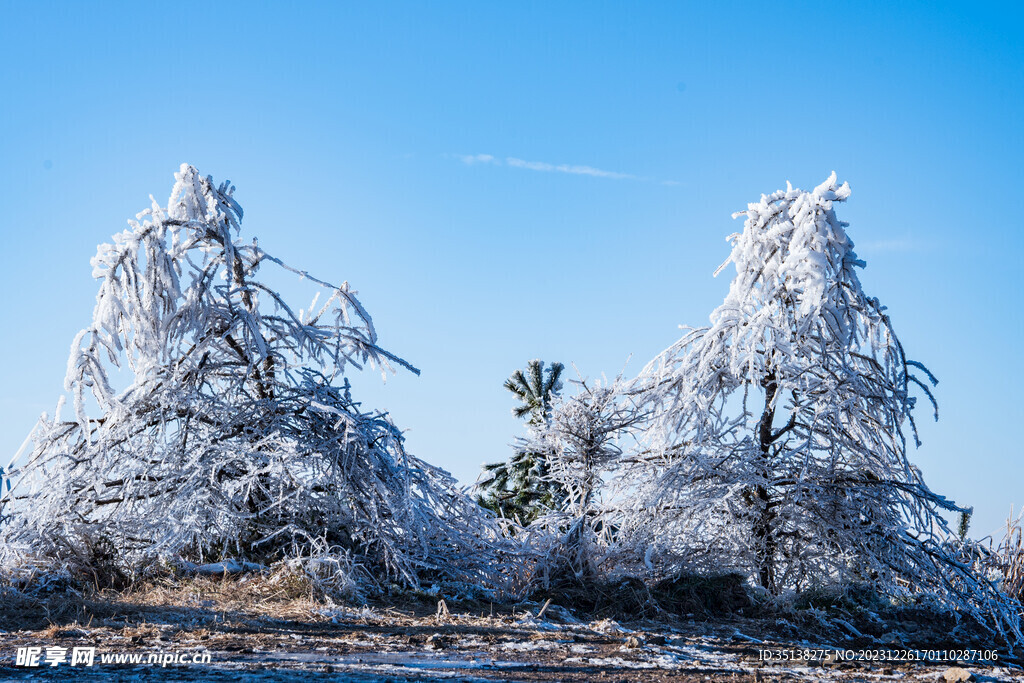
[[477, 360, 565, 524], [528, 375, 643, 580], [504, 360, 565, 424]]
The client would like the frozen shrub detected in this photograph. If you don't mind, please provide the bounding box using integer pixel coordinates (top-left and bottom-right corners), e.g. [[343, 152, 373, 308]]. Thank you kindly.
[[0, 165, 506, 596], [629, 173, 1022, 648]]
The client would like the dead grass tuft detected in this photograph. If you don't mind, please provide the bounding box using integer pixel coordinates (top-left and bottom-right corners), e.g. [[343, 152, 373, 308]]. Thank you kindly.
[[999, 508, 1024, 603]]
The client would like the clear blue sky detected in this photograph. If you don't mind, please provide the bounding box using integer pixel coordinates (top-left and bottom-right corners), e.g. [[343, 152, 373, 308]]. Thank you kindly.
[[1, 1, 1021, 537]]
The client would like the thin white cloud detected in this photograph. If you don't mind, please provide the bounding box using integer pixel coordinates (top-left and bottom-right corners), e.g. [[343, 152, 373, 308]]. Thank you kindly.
[[450, 152, 681, 186], [505, 157, 636, 180], [455, 153, 499, 165]]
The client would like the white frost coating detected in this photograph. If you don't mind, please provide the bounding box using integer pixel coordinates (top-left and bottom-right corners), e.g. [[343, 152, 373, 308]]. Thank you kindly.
[[523, 374, 645, 581], [626, 173, 1021, 649], [0, 165, 518, 596]]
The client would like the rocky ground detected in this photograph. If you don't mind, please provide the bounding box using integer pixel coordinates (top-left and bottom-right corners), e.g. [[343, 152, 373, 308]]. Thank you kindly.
[[0, 578, 1019, 681]]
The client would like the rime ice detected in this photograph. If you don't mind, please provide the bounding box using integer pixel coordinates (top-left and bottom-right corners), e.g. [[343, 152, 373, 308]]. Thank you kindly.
[[0, 165, 511, 596]]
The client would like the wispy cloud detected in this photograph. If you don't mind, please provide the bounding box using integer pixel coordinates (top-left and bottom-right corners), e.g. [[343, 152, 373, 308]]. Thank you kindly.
[[455, 153, 498, 165], [505, 157, 636, 180], [450, 153, 680, 186]]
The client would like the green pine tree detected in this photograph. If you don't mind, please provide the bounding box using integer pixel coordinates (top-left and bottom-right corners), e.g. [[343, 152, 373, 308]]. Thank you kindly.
[[477, 360, 566, 524]]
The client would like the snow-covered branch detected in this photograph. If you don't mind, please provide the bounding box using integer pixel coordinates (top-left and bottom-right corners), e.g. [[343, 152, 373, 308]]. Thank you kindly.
[[0, 165, 507, 597]]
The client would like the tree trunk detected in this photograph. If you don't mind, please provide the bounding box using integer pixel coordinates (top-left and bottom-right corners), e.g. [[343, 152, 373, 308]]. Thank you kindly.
[[754, 370, 778, 593]]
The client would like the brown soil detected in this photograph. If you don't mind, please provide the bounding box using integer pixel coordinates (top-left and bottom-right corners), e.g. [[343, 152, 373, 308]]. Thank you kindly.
[[0, 579, 1019, 681]]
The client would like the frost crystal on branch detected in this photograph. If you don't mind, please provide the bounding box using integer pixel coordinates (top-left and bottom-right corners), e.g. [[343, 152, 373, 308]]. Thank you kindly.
[[0, 165, 506, 595], [631, 173, 1021, 646], [530, 374, 644, 581]]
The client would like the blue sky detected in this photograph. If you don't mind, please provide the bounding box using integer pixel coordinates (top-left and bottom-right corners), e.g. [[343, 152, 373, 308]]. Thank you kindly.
[[1, 1, 1021, 537]]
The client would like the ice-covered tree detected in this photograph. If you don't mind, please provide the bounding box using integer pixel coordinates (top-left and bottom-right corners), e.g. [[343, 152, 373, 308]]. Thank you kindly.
[[504, 359, 565, 425], [527, 375, 643, 580], [631, 173, 1021, 644], [0, 164, 504, 593], [477, 360, 566, 524]]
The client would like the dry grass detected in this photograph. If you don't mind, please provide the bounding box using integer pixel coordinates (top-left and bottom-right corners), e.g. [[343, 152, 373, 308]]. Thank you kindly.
[[0, 587, 92, 631], [0, 567, 344, 634], [999, 508, 1024, 603], [531, 572, 752, 621]]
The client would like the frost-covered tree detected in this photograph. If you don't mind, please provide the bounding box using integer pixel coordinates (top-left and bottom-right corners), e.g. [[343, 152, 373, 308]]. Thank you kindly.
[[631, 173, 1021, 645], [528, 375, 643, 580], [505, 360, 565, 425], [477, 360, 566, 524], [0, 165, 504, 593]]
